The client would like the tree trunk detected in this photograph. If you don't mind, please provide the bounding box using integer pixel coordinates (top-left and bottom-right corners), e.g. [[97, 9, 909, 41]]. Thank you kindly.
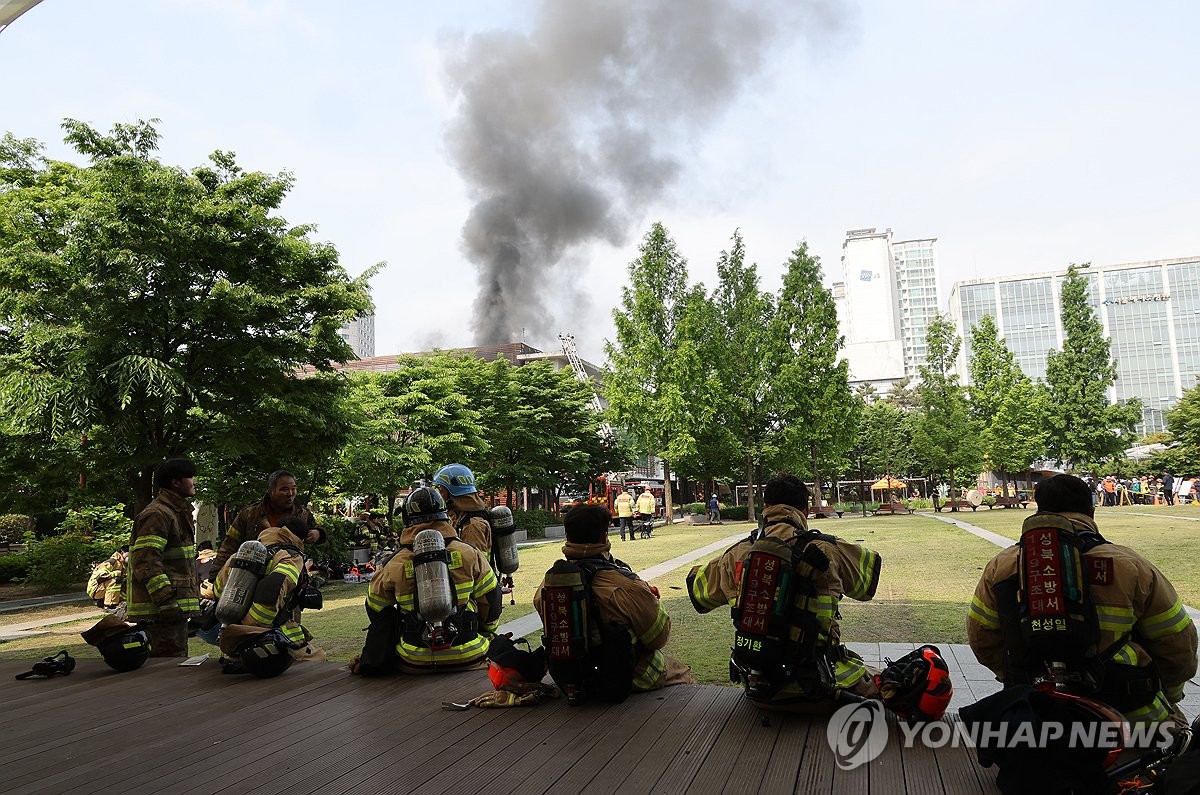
[[662, 458, 674, 525], [1000, 467, 1010, 498], [745, 451, 756, 523], [810, 443, 821, 512]]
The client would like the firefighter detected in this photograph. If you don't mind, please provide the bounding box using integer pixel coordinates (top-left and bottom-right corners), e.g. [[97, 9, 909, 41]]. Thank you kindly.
[[213, 516, 325, 665], [126, 458, 201, 657], [209, 470, 320, 578], [433, 463, 492, 555], [968, 474, 1197, 726], [356, 486, 502, 674], [686, 472, 883, 710], [87, 546, 128, 613], [534, 503, 694, 691], [635, 486, 656, 523], [615, 488, 635, 541]]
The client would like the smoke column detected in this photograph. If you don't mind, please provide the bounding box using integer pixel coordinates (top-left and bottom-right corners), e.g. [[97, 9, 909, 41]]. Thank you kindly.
[[443, 0, 847, 345]]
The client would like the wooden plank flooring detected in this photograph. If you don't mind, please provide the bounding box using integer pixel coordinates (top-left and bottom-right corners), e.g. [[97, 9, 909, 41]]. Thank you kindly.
[[1, 658, 1005, 794]]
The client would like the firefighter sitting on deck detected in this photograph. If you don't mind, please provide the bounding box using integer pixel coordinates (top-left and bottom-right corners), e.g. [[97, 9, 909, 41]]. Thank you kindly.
[[968, 473, 1197, 727], [211, 516, 326, 667], [686, 472, 883, 711], [534, 503, 694, 698], [354, 486, 501, 674], [433, 463, 492, 556]]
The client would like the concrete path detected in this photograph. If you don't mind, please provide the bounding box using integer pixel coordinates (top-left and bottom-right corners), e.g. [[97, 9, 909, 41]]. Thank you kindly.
[[0, 609, 102, 642], [1122, 512, 1200, 522], [929, 512, 1200, 624], [0, 592, 90, 614]]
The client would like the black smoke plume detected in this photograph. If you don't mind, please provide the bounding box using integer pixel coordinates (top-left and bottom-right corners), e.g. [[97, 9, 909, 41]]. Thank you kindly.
[[443, 0, 848, 345]]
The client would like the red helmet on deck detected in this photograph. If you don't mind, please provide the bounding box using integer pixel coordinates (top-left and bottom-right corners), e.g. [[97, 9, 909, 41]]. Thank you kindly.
[[876, 644, 954, 721]]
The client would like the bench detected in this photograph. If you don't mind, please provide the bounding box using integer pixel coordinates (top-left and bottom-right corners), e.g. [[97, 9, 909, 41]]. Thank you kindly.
[[872, 502, 914, 515], [935, 499, 979, 512], [988, 496, 1029, 509]]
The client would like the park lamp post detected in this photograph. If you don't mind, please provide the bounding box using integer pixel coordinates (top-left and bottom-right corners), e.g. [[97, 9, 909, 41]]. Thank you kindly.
[[855, 447, 867, 518]]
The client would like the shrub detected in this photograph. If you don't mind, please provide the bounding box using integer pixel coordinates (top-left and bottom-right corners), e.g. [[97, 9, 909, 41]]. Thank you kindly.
[[720, 504, 760, 522], [0, 514, 32, 546], [907, 498, 933, 510], [19, 532, 110, 592], [513, 509, 557, 540], [312, 514, 356, 564], [55, 505, 132, 553], [683, 502, 706, 514], [0, 552, 30, 583]]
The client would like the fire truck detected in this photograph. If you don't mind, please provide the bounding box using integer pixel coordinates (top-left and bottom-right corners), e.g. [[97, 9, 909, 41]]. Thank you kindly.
[[590, 475, 666, 522]]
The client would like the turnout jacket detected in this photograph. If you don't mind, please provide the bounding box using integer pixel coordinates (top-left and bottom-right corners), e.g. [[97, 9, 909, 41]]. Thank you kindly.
[[615, 492, 634, 518], [968, 511, 1197, 723], [211, 497, 317, 576], [87, 554, 126, 608], [636, 492, 656, 516], [687, 504, 883, 695], [366, 520, 501, 672], [214, 526, 316, 656], [126, 489, 199, 620], [533, 540, 695, 691], [448, 493, 492, 555]]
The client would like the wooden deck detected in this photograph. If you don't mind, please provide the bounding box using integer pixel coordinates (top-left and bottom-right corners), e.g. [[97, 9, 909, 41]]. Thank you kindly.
[[2, 657, 1004, 795]]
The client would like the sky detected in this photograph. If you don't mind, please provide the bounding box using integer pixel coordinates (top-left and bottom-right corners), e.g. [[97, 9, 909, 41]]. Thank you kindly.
[[3, 0, 1198, 365]]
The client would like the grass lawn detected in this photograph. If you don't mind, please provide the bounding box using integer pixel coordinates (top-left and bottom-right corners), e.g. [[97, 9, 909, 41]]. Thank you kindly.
[[935, 504, 1200, 609], [10, 509, 1191, 684]]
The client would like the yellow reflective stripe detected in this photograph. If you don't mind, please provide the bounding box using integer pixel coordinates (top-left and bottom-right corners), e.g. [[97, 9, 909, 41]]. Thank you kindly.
[[969, 596, 1000, 629], [473, 570, 497, 599], [1111, 644, 1138, 665], [483, 619, 499, 634], [1139, 598, 1192, 640], [131, 535, 167, 552], [845, 548, 879, 600], [145, 573, 171, 594], [454, 581, 474, 600], [280, 625, 306, 643], [366, 591, 393, 612], [397, 633, 488, 665], [248, 603, 278, 625], [633, 650, 665, 690], [1123, 693, 1170, 724], [835, 657, 869, 686], [397, 594, 416, 611], [161, 545, 195, 560], [1095, 605, 1135, 634], [1165, 683, 1185, 703], [271, 562, 300, 585], [639, 606, 668, 646], [125, 603, 160, 616], [175, 598, 200, 610], [688, 565, 725, 612]]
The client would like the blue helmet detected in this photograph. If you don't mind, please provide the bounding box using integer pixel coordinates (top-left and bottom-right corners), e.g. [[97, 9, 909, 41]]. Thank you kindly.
[[433, 463, 477, 497]]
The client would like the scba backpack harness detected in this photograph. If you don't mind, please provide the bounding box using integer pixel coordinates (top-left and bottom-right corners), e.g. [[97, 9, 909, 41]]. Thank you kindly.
[[729, 522, 837, 703], [540, 557, 638, 705], [996, 513, 1160, 712]]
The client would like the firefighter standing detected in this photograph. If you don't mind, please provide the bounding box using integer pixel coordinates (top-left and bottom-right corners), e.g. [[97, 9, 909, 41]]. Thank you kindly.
[[213, 517, 325, 665], [686, 473, 883, 709], [968, 474, 1197, 725], [126, 458, 201, 657], [360, 487, 502, 673], [433, 463, 492, 555], [535, 504, 694, 691], [87, 546, 128, 613], [209, 470, 319, 579], [615, 489, 635, 541]]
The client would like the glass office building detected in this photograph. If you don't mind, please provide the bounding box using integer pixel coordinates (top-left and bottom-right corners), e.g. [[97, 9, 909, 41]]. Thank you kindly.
[[948, 257, 1200, 433], [893, 238, 940, 377]]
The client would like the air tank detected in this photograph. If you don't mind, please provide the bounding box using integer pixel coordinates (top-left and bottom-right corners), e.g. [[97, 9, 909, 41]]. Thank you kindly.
[[412, 529, 454, 624], [215, 540, 270, 625]]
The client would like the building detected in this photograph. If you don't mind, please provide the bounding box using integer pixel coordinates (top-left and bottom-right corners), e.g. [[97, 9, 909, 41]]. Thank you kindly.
[[337, 314, 376, 360], [947, 256, 1200, 433], [833, 228, 941, 391]]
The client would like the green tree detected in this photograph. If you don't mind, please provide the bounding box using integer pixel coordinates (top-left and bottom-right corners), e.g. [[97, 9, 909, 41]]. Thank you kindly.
[[767, 242, 855, 509], [911, 313, 980, 503], [709, 231, 776, 521], [1164, 382, 1200, 474], [967, 315, 1048, 495], [856, 399, 914, 482], [605, 223, 704, 523], [0, 120, 376, 511], [1044, 264, 1141, 467]]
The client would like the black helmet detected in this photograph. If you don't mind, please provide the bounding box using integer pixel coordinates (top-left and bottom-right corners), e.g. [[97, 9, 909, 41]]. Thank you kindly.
[[403, 486, 448, 527], [237, 629, 296, 679], [98, 628, 151, 672]]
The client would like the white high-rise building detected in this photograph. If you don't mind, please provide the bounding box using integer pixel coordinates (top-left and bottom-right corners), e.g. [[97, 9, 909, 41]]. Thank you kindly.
[[338, 314, 375, 360], [833, 228, 941, 391]]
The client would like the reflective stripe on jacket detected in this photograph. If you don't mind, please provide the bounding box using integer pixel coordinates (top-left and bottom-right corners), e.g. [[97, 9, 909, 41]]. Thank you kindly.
[[126, 490, 198, 619]]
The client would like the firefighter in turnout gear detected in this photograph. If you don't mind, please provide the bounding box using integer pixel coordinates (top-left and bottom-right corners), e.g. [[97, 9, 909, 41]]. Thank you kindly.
[[968, 474, 1197, 726], [210, 470, 320, 578], [126, 458, 201, 657], [87, 546, 128, 613], [213, 517, 325, 664], [686, 473, 883, 711], [433, 463, 492, 555], [360, 486, 502, 673], [534, 504, 694, 693]]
